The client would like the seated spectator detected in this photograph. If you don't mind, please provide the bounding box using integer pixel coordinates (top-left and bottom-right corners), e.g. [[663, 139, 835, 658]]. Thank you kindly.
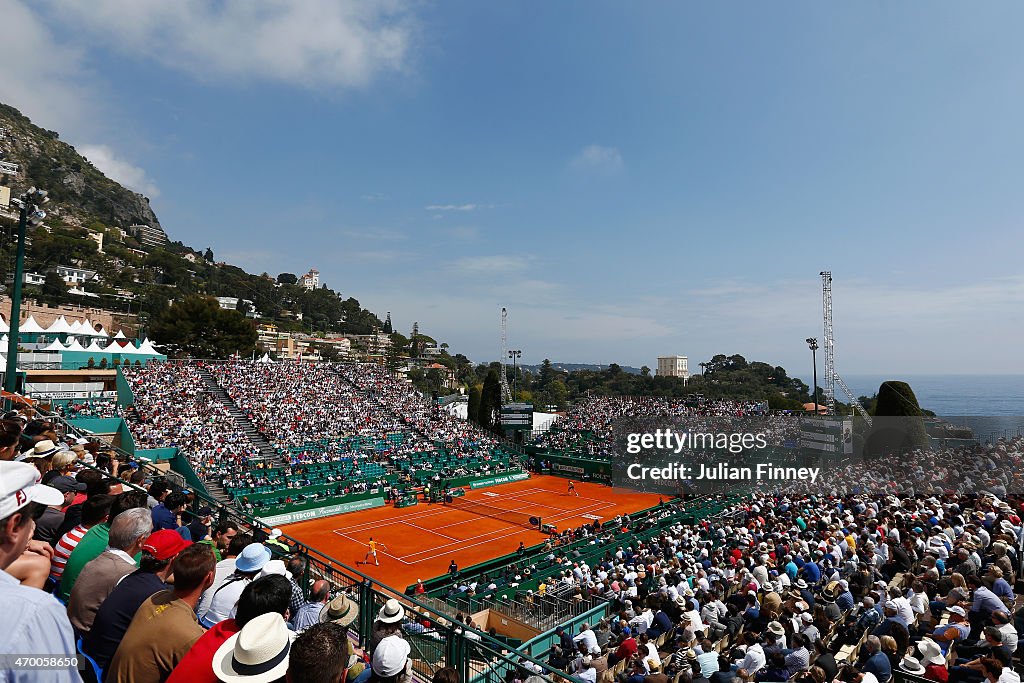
[[106, 544, 217, 683], [60, 489, 148, 601], [916, 639, 949, 683], [202, 542, 272, 627], [169, 573, 292, 683], [287, 621, 356, 683], [0, 460, 79, 681], [212, 612, 293, 682], [292, 579, 331, 633], [50, 493, 113, 582], [68, 507, 153, 635], [84, 529, 191, 670]]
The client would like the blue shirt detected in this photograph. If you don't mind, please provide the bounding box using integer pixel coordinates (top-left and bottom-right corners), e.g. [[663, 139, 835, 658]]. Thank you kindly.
[[800, 562, 821, 584], [972, 586, 1006, 616], [151, 504, 178, 531], [84, 569, 168, 670], [293, 601, 326, 632], [0, 570, 80, 682], [862, 652, 891, 682]]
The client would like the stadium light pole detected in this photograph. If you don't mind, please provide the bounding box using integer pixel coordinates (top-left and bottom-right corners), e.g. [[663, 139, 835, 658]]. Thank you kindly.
[[806, 337, 819, 416], [5, 187, 48, 395], [508, 349, 521, 401]]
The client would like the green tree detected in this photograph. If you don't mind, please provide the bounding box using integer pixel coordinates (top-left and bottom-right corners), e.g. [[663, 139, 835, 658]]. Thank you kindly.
[[478, 370, 502, 432], [467, 385, 482, 424], [864, 380, 930, 457], [277, 273, 297, 285], [150, 295, 257, 359], [41, 271, 68, 306]]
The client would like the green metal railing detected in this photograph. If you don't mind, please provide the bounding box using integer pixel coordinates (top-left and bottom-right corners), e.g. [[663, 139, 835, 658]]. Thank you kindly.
[[35, 399, 579, 683]]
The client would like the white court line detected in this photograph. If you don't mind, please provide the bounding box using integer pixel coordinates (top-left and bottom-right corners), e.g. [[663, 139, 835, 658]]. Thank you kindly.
[[397, 500, 614, 562], [326, 485, 619, 564], [333, 498, 617, 566], [401, 520, 460, 541]]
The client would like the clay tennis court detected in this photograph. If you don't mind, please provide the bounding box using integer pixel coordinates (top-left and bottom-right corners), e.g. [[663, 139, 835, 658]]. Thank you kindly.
[[280, 474, 662, 588]]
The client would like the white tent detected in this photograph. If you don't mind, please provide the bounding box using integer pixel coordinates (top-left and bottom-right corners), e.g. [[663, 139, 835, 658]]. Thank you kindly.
[[137, 338, 161, 355], [103, 339, 125, 352], [0, 318, 8, 333], [80, 318, 97, 336], [46, 316, 73, 334], [113, 329, 127, 340], [64, 338, 86, 352], [43, 338, 66, 352], [19, 316, 45, 334], [68, 319, 84, 334], [93, 324, 109, 338], [0, 334, 7, 343], [119, 341, 142, 355], [85, 339, 106, 353]]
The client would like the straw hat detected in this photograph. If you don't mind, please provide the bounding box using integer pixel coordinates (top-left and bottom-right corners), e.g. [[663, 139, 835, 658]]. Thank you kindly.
[[320, 593, 359, 627], [376, 598, 405, 624], [213, 613, 292, 683]]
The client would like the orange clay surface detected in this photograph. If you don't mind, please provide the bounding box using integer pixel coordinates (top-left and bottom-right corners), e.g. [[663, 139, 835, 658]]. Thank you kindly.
[[280, 474, 663, 590]]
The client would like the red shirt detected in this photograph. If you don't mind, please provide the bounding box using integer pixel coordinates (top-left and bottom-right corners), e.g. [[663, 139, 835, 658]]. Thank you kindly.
[[166, 619, 240, 683], [924, 665, 949, 683], [616, 637, 637, 661]]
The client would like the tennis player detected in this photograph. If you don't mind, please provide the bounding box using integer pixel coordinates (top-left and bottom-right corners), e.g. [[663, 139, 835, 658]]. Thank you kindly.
[[567, 480, 579, 497], [363, 536, 387, 566]]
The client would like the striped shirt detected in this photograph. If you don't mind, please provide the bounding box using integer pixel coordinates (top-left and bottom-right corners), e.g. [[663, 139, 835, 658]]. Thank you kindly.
[[50, 525, 88, 581]]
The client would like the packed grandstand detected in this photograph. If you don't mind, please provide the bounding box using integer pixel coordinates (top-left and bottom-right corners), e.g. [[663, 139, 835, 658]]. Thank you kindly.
[[1, 360, 1022, 683]]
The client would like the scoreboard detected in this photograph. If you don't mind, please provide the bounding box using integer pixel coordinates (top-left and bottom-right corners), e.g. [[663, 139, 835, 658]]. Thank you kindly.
[[500, 402, 534, 431]]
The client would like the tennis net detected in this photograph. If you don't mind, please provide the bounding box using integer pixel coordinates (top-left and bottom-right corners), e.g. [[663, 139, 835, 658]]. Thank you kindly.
[[443, 495, 542, 529]]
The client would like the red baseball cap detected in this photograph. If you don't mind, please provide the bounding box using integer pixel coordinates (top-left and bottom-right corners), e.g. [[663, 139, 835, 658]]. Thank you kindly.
[[141, 530, 192, 561]]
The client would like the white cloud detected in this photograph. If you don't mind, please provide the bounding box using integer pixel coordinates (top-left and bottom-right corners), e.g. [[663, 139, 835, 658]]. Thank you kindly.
[[339, 227, 406, 241], [449, 255, 533, 274], [79, 144, 160, 198], [426, 203, 481, 212], [569, 144, 624, 173], [44, 0, 415, 90], [0, 0, 94, 136]]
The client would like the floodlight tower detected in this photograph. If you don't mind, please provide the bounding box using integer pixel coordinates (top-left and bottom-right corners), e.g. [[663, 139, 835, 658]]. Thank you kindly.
[[820, 271, 836, 415], [820, 271, 872, 424], [499, 307, 512, 403]]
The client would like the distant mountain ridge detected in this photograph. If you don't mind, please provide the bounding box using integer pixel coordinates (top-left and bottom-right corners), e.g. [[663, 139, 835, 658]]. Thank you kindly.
[[0, 103, 161, 231]]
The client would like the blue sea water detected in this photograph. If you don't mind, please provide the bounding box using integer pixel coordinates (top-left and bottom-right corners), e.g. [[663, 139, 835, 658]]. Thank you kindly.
[[840, 374, 1024, 417], [801, 374, 1024, 443]]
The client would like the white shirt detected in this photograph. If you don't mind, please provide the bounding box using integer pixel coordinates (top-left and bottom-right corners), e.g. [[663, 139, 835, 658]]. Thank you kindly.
[[197, 557, 236, 617], [998, 622, 1018, 654], [739, 643, 765, 675], [573, 628, 600, 655]]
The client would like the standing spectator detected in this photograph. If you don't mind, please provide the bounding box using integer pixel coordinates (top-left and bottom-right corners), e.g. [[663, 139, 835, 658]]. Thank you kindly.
[[68, 507, 153, 635], [106, 544, 217, 683], [0, 460, 79, 682], [84, 529, 191, 670]]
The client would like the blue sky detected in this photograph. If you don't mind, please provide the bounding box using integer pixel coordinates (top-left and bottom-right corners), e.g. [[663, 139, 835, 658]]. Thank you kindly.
[[3, 1, 1023, 374]]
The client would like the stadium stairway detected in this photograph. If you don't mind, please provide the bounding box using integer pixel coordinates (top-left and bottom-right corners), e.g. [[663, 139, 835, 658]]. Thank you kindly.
[[197, 367, 289, 468]]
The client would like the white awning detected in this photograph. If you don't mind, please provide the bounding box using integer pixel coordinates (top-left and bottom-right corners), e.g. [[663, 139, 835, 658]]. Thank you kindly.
[[43, 338, 66, 351], [68, 319, 84, 334], [64, 338, 86, 351], [113, 329, 127, 339], [46, 315, 73, 334], [18, 316, 45, 334]]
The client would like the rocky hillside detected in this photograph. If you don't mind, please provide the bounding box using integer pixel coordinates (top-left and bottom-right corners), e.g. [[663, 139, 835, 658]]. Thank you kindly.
[[0, 103, 160, 230]]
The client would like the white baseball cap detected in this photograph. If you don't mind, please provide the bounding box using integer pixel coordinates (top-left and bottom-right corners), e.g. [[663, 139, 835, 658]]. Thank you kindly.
[[0, 461, 64, 518]]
